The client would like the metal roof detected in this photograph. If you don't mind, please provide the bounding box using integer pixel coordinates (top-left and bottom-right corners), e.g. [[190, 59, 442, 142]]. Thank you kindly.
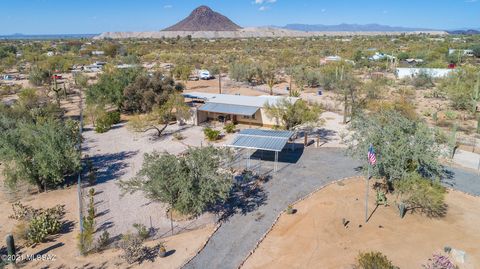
[[183, 92, 299, 108], [199, 103, 258, 116], [238, 129, 294, 139], [228, 129, 294, 152]]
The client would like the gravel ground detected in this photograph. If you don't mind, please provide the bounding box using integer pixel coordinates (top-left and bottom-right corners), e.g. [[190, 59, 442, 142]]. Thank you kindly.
[[183, 147, 480, 269], [183, 147, 362, 269], [443, 166, 480, 197], [82, 123, 221, 241]]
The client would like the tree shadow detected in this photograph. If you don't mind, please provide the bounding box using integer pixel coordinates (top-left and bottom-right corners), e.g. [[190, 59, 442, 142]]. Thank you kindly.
[[147, 124, 193, 142], [33, 242, 64, 256], [141, 244, 162, 263], [249, 144, 304, 164], [84, 151, 138, 184], [76, 261, 109, 269], [440, 166, 455, 187], [96, 220, 115, 233], [210, 178, 268, 222], [95, 209, 110, 218], [59, 220, 75, 235]]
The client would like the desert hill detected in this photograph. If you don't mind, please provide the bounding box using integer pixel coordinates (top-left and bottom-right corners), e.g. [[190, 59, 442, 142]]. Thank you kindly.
[[163, 6, 241, 32]]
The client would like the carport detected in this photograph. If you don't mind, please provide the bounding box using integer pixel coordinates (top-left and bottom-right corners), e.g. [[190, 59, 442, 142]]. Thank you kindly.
[[227, 129, 294, 173]]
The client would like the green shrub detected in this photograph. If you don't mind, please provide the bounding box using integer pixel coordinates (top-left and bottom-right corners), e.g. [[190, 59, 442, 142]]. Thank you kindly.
[[119, 232, 146, 264], [79, 188, 96, 255], [224, 123, 236, 133], [356, 251, 397, 269], [444, 110, 457, 121], [95, 116, 112, 133], [27, 213, 62, 245], [394, 173, 447, 217], [106, 111, 121, 124], [94, 111, 121, 133], [412, 71, 434, 88], [204, 127, 221, 141], [8, 202, 65, 246], [96, 230, 110, 251], [173, 132, 185, 140], [132, 223, 150, 241]]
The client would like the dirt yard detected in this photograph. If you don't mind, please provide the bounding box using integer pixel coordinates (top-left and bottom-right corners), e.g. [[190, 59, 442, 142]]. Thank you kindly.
[[0, 177, 216, 269], [242, 177, 480, 269]]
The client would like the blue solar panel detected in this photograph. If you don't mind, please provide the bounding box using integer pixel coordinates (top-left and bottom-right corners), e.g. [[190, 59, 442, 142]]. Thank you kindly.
[[238, 129, 294, 138], [228, 129, 294, 152]]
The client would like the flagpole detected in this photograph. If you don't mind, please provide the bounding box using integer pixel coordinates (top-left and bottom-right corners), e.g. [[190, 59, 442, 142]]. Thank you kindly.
[[365, 162, 370, 223]]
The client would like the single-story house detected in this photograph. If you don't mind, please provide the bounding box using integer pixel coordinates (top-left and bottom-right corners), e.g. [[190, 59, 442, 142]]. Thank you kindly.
[[448, 49, 474, 57], [395, 68, 454, 79], [182, 92, 299, 127], [369, 52, 396, 61], [91, 50, 105, 56]]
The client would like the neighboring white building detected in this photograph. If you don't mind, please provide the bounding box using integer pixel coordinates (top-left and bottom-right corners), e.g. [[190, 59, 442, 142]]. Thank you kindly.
[[395, 68, 454, 79], [91, 50, 105, 56], [369, 52, 396, 61], [197, 70, 213, 80], [183, 92, 299, 127], [116, 64, 137, 69], [46, 51, 55, 57], [324, 55, 342, 62], [405, 58, 424, 64], [448, 49, 474, 57]]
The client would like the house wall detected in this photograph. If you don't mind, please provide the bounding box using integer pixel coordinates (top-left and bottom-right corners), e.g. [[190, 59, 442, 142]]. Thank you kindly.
[[396, 68, 453, 79], [195, 108, 279, 127]]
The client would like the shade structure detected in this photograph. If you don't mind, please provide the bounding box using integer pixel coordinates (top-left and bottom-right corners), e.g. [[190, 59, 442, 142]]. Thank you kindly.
[[198, 103, 259, 116], [228, 129, 294, 152]]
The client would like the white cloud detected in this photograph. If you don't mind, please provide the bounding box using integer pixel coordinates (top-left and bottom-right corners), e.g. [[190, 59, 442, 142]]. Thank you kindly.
[[164, 5, 173, 9], [321, 8, 326, 13], [259, 6, 269, 11], [254, 0, 277, 4]]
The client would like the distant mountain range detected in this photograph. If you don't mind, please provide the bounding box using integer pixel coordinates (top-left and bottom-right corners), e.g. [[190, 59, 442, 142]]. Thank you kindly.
[[446, 29, 480, 35], [0, 33, 97, 40], [282, 23, 434, 32]]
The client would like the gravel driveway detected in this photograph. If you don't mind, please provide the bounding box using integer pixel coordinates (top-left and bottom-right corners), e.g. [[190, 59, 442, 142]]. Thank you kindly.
[[183, 147, 362, 269], [183, 147, 480, 269]]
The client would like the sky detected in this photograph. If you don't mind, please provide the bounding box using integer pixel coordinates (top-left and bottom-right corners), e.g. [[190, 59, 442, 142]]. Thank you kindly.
[[1, 0, 479, 35]]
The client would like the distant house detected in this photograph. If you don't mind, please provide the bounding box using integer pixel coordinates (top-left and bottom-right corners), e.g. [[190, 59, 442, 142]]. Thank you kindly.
[[183, 92, 299, 127], [91, 50, 105, 56], [395, 68, 453, 79], [325, 55, 342, 62], [369, 52, 395, 61], [448, 49, 474, 57], [116, 64, 137, 69], [404, 58, 424, 65]]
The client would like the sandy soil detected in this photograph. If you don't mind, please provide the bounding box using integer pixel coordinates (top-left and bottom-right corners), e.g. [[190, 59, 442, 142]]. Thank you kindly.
[[242, 177, 479, 269], [0, 177, 216, 269]]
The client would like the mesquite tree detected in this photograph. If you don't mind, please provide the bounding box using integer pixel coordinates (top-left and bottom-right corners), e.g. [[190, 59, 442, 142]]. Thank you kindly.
[[118, 146, 233, 216]]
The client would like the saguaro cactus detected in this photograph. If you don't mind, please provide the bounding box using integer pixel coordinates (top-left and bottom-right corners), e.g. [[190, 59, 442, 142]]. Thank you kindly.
[[6, 234, 16, 264]]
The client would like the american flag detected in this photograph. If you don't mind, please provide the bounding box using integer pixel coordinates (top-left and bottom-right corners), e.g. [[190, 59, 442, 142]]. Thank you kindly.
[[368, 144, 376, 166]]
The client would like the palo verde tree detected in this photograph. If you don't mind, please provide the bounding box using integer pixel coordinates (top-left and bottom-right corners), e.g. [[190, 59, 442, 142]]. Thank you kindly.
[[0, 93, 80, 191], [128, 93, 191, 137], [118, 146, 233, 216], [264, 98, 323, 130], [348, 109, 443, 183], [85, 67, 143, 109]]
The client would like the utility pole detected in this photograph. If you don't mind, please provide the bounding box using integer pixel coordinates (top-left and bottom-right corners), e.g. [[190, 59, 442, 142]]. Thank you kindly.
[[365, 163, 370, 223], [219, 71, 222, 94]]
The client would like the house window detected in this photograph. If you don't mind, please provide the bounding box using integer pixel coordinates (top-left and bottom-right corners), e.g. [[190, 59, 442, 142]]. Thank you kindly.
[[243, 114, 255, 120]]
